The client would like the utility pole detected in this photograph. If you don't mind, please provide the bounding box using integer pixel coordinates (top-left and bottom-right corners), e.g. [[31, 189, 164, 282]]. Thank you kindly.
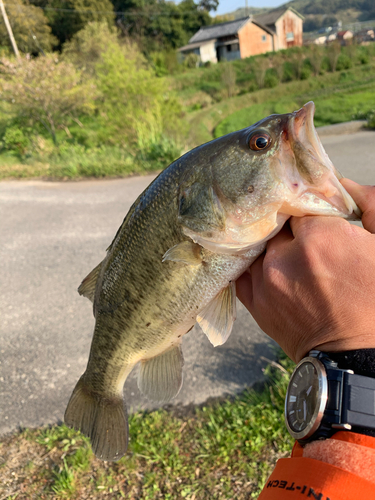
[[0, 0, 20, 61], [245, 0, 248, 16]]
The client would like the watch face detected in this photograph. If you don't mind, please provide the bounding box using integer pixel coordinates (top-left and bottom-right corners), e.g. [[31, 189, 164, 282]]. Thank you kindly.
[[285, 357, 328, 440]]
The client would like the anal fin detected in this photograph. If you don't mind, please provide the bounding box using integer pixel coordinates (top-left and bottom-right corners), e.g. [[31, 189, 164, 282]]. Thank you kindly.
[[78, 262, 102, 302], [197, 281, 237, 347], [162, 241, 202, 266], [138, 345, 184, 403]]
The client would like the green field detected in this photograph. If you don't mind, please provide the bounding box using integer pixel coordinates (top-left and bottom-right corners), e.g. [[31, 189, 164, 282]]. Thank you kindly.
[[214, 77, 375, 138], [0, 355, 294, 500]]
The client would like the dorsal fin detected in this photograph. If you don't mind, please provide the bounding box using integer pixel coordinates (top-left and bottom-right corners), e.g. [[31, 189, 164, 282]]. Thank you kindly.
[[78, 262, 102, 302]]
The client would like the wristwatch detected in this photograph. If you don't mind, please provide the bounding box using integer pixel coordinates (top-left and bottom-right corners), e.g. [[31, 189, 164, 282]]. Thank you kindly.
[[285, 350, 375, 444]]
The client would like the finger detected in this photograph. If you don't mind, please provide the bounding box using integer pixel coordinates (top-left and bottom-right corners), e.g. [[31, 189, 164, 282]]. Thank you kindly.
[[236, 271, 253, 313], [341, 178, 375, 234], [236, 252, 265, 313], [289, 214, 348, 239], [265, 221, 294, 256]]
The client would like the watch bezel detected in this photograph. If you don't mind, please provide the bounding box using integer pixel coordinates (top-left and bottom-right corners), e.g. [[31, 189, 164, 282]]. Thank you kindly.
[[285, 356, 328, 440]]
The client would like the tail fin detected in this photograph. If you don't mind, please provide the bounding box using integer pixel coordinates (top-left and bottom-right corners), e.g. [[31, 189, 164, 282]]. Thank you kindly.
[[64, 376, 128, 462]]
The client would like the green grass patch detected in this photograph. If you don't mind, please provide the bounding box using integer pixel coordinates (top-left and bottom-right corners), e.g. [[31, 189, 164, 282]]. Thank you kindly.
[[213, 68, 375, 139], [0, 355, 295, 499]]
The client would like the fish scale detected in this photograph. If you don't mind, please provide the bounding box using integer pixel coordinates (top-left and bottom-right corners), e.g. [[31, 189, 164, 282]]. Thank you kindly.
[[65, 101, 360, 461]]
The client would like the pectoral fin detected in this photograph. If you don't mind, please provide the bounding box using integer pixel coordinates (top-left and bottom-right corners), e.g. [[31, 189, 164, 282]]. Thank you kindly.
[[162, 241, 202, 266], [78, 262, 102, 302], [138, 345, 184, 403], [197, 282, 237, 347]]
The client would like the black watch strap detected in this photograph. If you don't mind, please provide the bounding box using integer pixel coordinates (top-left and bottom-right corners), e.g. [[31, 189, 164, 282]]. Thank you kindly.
[[326, 349, 375, 379], [326, 349, 375, 438]]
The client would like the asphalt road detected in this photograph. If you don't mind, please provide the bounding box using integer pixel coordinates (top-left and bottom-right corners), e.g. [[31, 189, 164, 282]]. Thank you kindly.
[[1, 129, 374, 437]]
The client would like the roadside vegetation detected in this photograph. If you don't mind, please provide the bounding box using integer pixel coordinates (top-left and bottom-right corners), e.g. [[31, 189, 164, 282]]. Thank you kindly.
[[0, 31, 375, 180], [0, 354, 294, 500]]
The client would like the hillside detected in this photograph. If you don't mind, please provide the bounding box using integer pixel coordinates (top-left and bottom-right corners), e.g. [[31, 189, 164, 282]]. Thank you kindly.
[[230, 0, 375, 31]]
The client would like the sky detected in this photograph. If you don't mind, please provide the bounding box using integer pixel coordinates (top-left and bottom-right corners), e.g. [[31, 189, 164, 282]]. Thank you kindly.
[[214, 1, 286, 16]]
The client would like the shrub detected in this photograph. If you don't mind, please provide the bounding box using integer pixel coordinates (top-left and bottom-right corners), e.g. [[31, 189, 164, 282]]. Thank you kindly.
[[3, 126, 29, 155], [184, 53, 200, 68], [336, 53, 352, 71], [264, 70, 279, 88], [0, 55, 96, 145]]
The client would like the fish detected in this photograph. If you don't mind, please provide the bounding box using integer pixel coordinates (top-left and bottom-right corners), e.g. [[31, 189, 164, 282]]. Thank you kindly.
[[65, 101, 361, 461]]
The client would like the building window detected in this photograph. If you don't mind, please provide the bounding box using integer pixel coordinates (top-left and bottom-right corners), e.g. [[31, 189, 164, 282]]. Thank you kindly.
[[286, 32, 294, 41], [262, 35, 267, 42], [227, 43, 239, 52]]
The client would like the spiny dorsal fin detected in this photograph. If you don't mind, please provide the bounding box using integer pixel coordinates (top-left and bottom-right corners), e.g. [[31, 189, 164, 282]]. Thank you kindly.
[[162, 241, 202, 266], [138, 345, 184, 403], [197, 281, 237, 347], [78, 262, 102, 302]]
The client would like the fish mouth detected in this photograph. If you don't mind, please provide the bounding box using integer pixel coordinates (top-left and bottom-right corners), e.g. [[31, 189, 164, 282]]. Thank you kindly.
[[284, 102, 361, 220]]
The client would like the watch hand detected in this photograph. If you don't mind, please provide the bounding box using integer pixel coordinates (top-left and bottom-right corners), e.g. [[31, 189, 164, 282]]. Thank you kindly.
[[306, 385, 312, 396], [303, 400, 307, 421]]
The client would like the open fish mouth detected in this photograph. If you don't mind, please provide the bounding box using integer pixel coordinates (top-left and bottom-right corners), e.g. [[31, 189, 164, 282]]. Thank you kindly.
[[283, 101, 362, 220]]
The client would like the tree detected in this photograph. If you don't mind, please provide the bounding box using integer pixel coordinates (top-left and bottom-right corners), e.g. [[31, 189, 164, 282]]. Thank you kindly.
[[0, 55, 96, 144], [94, 39, 184, 147], [0, 0, 57, 53], [62, 21, 119, 76], [112, 0, 212, 51], [42, 0, 115, 47], [198, 0, 219, 12]]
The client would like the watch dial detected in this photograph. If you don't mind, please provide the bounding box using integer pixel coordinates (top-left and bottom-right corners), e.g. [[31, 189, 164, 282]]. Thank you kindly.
[[286, 361, 319, 433]]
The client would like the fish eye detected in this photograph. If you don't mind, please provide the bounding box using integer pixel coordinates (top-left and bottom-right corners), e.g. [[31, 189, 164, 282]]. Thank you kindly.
[[249, 132, 271, 151]]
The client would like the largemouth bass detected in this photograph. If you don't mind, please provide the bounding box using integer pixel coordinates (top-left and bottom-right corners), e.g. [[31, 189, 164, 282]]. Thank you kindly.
[[65, 102, 360, 461]]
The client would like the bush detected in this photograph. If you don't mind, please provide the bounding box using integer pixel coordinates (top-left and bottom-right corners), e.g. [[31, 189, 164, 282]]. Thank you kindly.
[[367, 112, 375, 129], [184, 53, 200, 68], [336, 53, 352, 71], [0, 55, 96, 145], [264, 70, 279, 88], [2, 126, 29, 155]]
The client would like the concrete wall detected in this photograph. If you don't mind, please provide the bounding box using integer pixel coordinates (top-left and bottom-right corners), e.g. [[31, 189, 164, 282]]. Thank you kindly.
[[275, 11, 303, 50], [238, 22, 274, 59]]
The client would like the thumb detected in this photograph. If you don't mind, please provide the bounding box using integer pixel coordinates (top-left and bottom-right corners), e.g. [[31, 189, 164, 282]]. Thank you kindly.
[[341, 178, 375, 234]]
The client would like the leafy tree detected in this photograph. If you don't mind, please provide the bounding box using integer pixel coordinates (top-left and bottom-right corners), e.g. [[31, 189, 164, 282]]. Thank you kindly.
[[0, 0, 56, 53], [94, 39, 184, 147], [0, 55, 96, 144], [40, 0, 115, 47], [198, 0, 219, 12], [62, 21, 119, 75], [114, 0, 212, 51]]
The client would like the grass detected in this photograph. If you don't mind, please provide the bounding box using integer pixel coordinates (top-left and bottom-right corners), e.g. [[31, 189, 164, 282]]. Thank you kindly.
[[214, 71, 375, 138], [0, 354, 295, 499]]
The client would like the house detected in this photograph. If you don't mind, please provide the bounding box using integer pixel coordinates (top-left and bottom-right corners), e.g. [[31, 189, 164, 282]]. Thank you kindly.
[[337, 30, 353, 45], [254, 7, 304, 50], [178, 7, 304, 64], [354, 28, 374, 44]]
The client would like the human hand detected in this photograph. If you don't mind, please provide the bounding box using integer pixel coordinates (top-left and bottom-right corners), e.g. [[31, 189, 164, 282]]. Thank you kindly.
[[236, 180, 375, 362]]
